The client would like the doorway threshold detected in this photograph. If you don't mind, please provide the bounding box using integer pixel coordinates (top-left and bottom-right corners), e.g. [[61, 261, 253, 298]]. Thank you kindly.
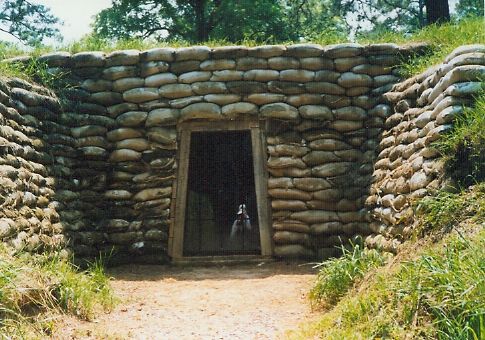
[[171, 255, 274, 266]]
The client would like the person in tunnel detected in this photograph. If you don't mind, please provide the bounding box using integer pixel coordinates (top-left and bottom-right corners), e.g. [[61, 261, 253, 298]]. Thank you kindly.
[[230, 203, 252, 239]]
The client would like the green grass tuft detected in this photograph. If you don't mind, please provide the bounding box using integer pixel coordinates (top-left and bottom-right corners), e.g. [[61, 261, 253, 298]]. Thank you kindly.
[[0, 247, 115, 338], [416, 184, 485, 233], [309, 244, 388, 309], [0, 55, 72, 89], [394, 233, 485, 339]]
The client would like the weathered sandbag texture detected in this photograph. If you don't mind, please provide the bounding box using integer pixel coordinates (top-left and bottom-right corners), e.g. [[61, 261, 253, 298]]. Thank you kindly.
[[366, 44, 485, 253], [6, 42, 481, 263], [0, 76, 68, 253]]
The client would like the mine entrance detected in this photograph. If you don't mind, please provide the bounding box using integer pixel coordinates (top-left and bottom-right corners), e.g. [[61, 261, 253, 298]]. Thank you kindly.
[[183, 130, 260, 256]]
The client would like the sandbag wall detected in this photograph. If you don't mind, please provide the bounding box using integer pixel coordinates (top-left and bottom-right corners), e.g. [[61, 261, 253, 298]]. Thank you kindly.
[[38, 50, 176, 262], [5, 42, 425, 262], [366, 44, 485, 253], [0, 76, 67, 252]]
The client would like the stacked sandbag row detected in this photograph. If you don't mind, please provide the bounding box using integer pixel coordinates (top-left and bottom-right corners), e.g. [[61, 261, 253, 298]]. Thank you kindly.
[[78, 51, 175, 261], [366, 44, 485, 252], [20, 42, 427, 261], [252, 44, 426, 259], [35, 50, 177, 260], [31, 53, 114, 257], [267, 127, 373, 259], [0, 76, 67, 253]]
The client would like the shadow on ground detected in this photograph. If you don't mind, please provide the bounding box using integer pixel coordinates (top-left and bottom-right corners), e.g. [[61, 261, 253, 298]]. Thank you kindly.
[[107, 260, 318, 282]]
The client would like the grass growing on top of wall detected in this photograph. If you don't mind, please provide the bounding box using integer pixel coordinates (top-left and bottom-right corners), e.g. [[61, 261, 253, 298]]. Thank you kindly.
[[434, 88, 485, 186], [357, 17, 485, 76], [0, 247, 115, 338], [64, 35, 271, 54], [0, 17, 483, 78], [0, 58, 71, 90], [290, 189, 485, 339]]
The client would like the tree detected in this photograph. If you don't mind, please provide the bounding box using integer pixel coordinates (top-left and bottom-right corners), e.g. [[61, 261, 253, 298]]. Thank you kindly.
[[282, 0, 348, 41], [455, 0, 484, 18], [332, 0, 458, 35], [331, 0, 426, 34], [424, 0, 450, 24], [94, 0, 293, 43], [0, 0, 61, 46], [93, 0, 349, 43], [200, 0, 291, 42]]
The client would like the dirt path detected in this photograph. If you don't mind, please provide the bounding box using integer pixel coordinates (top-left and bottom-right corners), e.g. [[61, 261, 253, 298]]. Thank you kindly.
[[58, 261, 318, 339]]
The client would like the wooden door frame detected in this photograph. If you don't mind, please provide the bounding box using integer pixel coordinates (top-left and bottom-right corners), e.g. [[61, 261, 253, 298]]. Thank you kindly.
[[168, 119, 273, 260]]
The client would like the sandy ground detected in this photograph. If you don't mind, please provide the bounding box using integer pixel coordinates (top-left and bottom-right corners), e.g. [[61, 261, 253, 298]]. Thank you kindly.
[[56, 261, 318, 340]]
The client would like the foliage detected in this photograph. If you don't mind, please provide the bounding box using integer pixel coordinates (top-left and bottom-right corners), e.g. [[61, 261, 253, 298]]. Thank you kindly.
[[333, 0, 427, 35], [332, 0, 482, 37], [455, 0, 484, 19], [92, 0, 349, 44], [0, 247, 115, 338], [0, 0, 61, 46], [92, 0, 481, 44], [198, 0, 290, 43], [93, 0, 296, 43], [434, 89, 485, 185], [310, 244, 388, 308], [291, 220, 485, 339], [280, 0, 348, 42]]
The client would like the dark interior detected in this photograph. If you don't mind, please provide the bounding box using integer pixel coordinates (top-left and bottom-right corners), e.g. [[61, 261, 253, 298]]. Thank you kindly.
[[183, 130, 260, 256]]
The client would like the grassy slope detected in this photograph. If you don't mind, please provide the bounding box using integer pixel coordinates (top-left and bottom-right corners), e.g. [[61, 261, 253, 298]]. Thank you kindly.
[[0, 249, 115, 338], [289, 186, 484, 339], [357, 17, 485, 75]]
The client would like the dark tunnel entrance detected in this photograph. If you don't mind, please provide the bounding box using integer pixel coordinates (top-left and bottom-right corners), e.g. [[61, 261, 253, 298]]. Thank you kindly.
[[183, 130, 261, 256]]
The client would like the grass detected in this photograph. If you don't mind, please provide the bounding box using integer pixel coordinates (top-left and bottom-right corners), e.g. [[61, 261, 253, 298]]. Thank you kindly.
[[290, 201, 485, 339], [434, 89, 485, 186], [309, 245, 388, 309], [0, 17, 483, 78], [0, 246, 115, 338], [0, 57, 72, 90], [64, 35, 273, 54], [395, 232, 485, 339], [416, 183, 485, 233], [357, 17, 485, 75]]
